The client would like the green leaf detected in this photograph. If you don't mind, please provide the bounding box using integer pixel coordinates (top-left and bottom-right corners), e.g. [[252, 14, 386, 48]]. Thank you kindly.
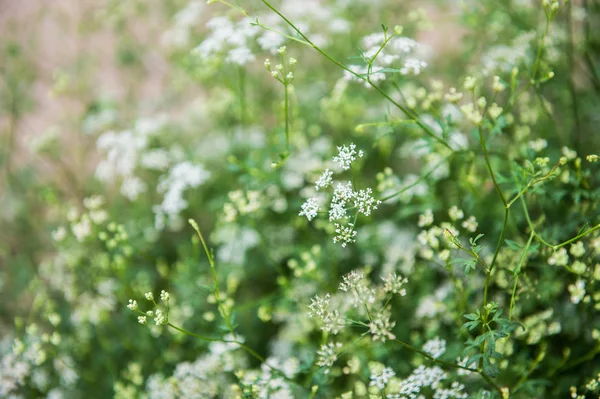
[[505, 239, 522, 250]]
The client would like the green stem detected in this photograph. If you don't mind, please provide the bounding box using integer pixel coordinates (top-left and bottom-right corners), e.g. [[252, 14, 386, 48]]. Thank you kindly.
[[531, 17, 551, 83], [189, 220, 237, 338], [483, 207, 509, 307], [207, 0, 248, 16], [260, 0, 452, 151], [509, 231, 535, 320], [478, 126, 507, 206], [238, 67, 246, 124], [284, 82, 290, 153]]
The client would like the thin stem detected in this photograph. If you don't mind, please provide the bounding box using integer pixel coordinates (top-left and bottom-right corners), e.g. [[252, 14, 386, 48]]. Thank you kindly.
[[509, 231, 535, 320], [238, 66, 246, 124], [519, 196, 599, 250], [260, 0, 452, 151], [284, 82, 290, 152], [188, 220, 237, 338], [207, 0, 248, 16], [531, 17, 550, 83], [251, 20, 310, 45], [167, 323, 222, 342], [483, 208, 509, 307], [478, 126, 506, 206], [380, 154, 455, 202]]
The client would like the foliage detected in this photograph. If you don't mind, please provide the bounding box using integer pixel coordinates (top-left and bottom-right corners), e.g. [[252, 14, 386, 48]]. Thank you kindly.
[[1, 0, 600, 398]]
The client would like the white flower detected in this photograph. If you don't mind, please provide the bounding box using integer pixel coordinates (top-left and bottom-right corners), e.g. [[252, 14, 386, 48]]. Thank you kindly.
[[144, 292, 154, 301], [462, 216, 478, 232], [72, 217, 92, 242], [316, 342, 342, 374], [353, 188, 382, 216], [568, 279, 586, 304], [368, 307, 396, 342], [548, 247, 569, 266], [333, 143, 363, 170], [569, 242, 585, 258], [448, 206, 464, 221], [329, 181, 355, 221], [83, 195, 104, 210], [338, 270, 364, 292], [315, 169, 333, 190], [418, 209, 434, 227], [299, 198, 320, 221], [370, 367, 395, 390], [382, 273, 408, 295], [226, 46, 255, 65], [137, 316, 147, 325], [127, 300, 138, 311], [423, 337, 446, 359], [401, 58, 427, 75], [160, 290, 170, 302], [333, 223, 357, 247], [154, 309, 167, 325], [52, 227, 67, 242], [121, 176, 147, 201], [529, 138, 548, 152]]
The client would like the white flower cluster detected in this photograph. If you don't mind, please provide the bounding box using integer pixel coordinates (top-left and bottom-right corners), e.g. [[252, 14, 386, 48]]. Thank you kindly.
[[299, 143, 381, 247], [344, 31, 428, 86], [128, 291, 171, 326], [316, 342, 342, 374], [332, 143, 364, 170], [161, 0, 205, 48], [370, 366, 396, 390], [422, 336, 446, 359], [392, 365, 447, 399], [96, 115, 168, 201], [309, 270, 407, 342], [192, 17, 259, 65], [308, 294, 345, 334], [154, 161, 211, 230], [54, 195, 110, 243], [145, 337, 244, 399], [223, 190, 264, 222]]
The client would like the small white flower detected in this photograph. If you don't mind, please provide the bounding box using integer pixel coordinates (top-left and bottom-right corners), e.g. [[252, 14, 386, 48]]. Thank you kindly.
[[548, 247, 569, 266], [448, 206, 464, 221], [368, 307, 396, 342], [462, 216, 478, 232], [52, 226, 67, 242], [127, 299, 138, 311], [316, 342, 342, 374], [160, 290, 170, 302], [154, 309, 167, 325], [144, 292, 154, 301], [315, 169, 333, 190], [418, 209, 434, 227], [370, 366, 395, 390], [299, 198, 320, 221], [338, 270, 364, 292], [569, 242, 585, 258], [333, 143, 362, 170], [568, 279, 586, 304], [382, 273, 408, 295], [423, 336, 446, 359], [529, 138, 548, 152], [353, 188, 382, 217], [333, 223, 357, 247], [401, 58, 427, 75], [137, 316, 147, 325]]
